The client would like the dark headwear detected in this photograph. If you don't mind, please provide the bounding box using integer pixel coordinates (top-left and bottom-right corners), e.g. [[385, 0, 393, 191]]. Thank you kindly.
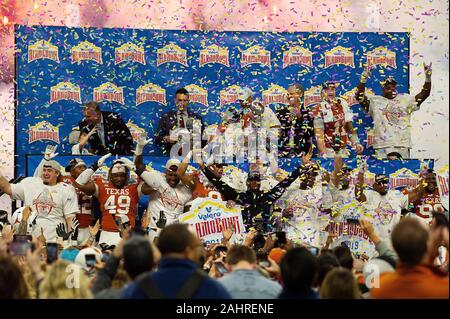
[[65, 158, 86, 172], [382, 76, 397, 87], [247, 172, 261, 182]]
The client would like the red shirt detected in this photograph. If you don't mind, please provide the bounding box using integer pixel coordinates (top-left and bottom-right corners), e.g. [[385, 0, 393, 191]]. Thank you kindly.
[[312, 98, 352, 149], [95, 179, 141, 232]]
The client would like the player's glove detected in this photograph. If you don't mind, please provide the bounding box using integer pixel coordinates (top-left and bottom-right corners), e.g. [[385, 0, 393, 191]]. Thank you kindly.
[[134, 132, 151, 156], [90, 153, 112, 171], [44, 145, 59, 161], [115, 157, 136, 172]]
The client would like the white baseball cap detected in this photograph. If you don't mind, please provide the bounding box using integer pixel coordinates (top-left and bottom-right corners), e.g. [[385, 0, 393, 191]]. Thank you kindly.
[[165, 158, 181, 171]]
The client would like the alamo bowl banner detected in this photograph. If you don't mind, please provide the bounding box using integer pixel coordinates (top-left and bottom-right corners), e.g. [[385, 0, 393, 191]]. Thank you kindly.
[[15, 25, 409, 176], [179, 197, 245, 245]]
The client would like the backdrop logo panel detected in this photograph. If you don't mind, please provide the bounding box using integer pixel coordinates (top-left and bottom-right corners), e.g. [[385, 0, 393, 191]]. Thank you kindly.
[[283, 46, 313, 68], [71, 41, 102, 64], [28, 39, 59, 63], [15, 26, 410, 176]]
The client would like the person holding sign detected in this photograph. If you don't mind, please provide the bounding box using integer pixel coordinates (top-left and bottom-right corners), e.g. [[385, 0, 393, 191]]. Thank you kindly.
[[194, 149, 307, 231]]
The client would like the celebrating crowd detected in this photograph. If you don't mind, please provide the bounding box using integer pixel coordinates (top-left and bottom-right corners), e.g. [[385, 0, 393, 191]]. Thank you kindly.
[[0, 64, 448, 299]]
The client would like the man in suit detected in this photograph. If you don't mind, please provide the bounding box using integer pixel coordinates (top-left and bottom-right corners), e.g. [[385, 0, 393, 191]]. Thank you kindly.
[[155, 88, 204, 156], [276, 83, 314, 158], [78, 101, 134, 155]]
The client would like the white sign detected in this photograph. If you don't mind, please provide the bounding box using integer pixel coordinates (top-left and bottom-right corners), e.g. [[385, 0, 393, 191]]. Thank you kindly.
[[179, 197, 245, 245]]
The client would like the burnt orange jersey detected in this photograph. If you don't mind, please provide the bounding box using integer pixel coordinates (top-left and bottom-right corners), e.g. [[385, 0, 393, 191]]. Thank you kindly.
[[62, 176, 93, 228], [411, 189, 444, 220], [95, 179, 141, 232], [312, 98, 353, 149], [191, 171, 224, 200]]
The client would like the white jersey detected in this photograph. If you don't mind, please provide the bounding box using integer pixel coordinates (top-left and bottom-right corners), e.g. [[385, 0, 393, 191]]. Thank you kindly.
[[363, 189, 408, 240], [325, 184, 365, 222], [10, 177, 79, 242], [368, 94, 419, 149], [143, 170, 192, 228], [260, 106, 281, 130]]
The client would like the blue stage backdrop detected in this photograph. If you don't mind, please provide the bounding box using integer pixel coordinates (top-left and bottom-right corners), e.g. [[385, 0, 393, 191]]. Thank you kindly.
[[15, 25, 410, 176]]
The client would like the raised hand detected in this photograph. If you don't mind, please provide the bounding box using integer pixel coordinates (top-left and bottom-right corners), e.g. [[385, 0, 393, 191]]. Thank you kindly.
[[424, 62, 432, 80], [98, 153, 112, 167], [301, 146, 314, 165], [79, 127, 97, 146], [359, 219, 374, 237], [70, 218, 80, 240], [222, 225, 234, 243], [89, 220, 101, 237], [355, 143, 364, 155], [56, 223, 70, 240], [44, 145, 58, 161], [37, 228, 46, 246], [115, 157, 136, 172], [360, 65, 374, 83], [358, 156, 369, 172], [141, 210, 149, 230], [137, 132, 151, 147], [135, 132, 152, 156], [243, 229, 258, 247], [193, 148, 205, 167]]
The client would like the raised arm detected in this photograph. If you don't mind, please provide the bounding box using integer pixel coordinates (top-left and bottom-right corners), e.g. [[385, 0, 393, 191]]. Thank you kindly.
[[314, 126, 327, 157], [406, 177, 426, 204], [194, 153, 241, 201], [355, 66, 373, 114], [355, 158, 368, 203], [331, 154, 343, 189], [75, 153, 112, 196], [265, 148, 313, 202], [133, 132, 151, 171], [34, 145, 59, 177], [177, 151, 195, 189], [415, 62, 432, 107]]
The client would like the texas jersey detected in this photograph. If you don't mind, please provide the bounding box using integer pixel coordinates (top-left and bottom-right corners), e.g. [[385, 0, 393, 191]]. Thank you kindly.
[[95, 179, 142, 232], [313, 98, 353, 149], [191, 171, 224, 200], [411, 189, 444, 223], [62, 176, 93, 228]]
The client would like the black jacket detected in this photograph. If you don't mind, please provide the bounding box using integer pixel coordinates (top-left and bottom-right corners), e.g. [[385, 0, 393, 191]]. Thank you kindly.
[[79, 111, 133, 155], [201, 165, 303, 230], [275, 106, 314, 158], [154, 109, 204, 155]]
